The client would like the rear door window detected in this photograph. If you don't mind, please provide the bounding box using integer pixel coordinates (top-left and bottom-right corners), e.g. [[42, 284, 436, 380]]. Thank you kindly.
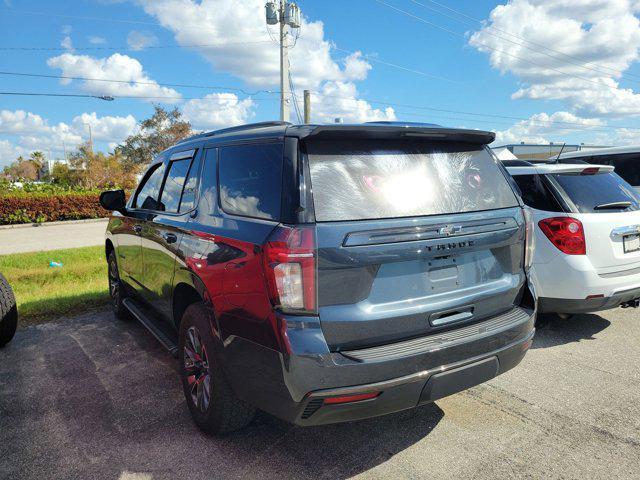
[[134, 162, 166, 210], [160, 158, 192, 213], [179, 154, 201, 213], [306, 139, 519, 221], [218, 143, 283, 220], [512, 174, 563, 212], [548, 172, 640, 213]]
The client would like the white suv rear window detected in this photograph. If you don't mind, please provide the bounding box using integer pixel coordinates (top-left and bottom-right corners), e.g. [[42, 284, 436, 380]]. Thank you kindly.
[[549, 172, 640, 213]]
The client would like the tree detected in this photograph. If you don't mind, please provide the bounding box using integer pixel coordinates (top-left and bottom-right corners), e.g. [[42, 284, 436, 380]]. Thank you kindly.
[[116, 106, 193, 166], [65, 143, 137, 189], [29, 151, 46, 180], [2, 156, 39, 181]]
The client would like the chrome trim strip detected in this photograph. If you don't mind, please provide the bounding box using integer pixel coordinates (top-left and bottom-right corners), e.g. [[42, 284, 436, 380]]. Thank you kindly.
[[611, 225, 640, 237]]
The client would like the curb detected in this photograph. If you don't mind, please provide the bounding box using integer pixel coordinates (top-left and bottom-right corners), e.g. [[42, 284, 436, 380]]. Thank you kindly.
[[0, 218, 109, 230]]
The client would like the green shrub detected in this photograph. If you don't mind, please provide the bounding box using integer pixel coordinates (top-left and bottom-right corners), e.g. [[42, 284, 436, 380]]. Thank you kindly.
[[0, 193, 107, 225]]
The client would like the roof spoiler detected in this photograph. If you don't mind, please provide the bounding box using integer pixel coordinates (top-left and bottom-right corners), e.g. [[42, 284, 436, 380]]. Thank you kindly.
[[288, 125, 495, 145], [507, 164, 615, 175]]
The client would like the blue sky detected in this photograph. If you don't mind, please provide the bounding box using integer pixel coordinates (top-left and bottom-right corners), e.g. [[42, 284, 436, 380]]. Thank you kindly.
[[2, 0, 640, 166]]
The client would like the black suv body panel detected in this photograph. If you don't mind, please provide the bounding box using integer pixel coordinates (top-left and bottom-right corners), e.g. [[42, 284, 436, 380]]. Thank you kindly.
[[105, 122, 536, 426]]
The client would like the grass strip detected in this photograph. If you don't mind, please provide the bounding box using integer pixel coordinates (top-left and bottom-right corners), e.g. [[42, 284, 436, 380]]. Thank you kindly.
[[0, 245, 109, 326]]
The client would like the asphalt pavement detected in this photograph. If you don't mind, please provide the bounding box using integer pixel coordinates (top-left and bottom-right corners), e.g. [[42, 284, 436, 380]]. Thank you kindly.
[[0, 219, 108, 255], [1, 308, 639, 480]]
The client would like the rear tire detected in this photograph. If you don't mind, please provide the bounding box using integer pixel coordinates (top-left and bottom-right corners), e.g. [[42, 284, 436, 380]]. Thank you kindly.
[[107, 250, 130, 320], [0, 272, 18, 347], [179, 302, 255, 435]]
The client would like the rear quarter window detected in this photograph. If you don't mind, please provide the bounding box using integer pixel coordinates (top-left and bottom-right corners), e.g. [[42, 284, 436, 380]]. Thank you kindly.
[[512, 174, 563, 212], [548, 172, 640, 213], [306, 139, 519, 221], [218, 143, 283, 220]]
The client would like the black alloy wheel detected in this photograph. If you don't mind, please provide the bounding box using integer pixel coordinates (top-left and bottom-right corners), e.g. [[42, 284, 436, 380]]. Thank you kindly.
[[183, 325, 212, 413]]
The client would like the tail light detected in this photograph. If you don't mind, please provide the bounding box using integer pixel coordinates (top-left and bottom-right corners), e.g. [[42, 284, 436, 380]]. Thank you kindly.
[[538, 217, 586, 255], [263, 225, 317, 313], [523, 208, 535, 271]]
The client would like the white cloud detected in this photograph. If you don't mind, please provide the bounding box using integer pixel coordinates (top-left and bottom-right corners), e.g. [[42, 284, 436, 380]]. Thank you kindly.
[[87, 36, 107, 45], [127, 30, 159, 51], [182, 93, 255, 130], [470, 0, 640, 118], [492, 111, 605, 145], [310, 81, 395, 123], [60, 36, 74, 51], [46, 53, 181, 102], [0, 110, 138, 166], [135, 0, 389, 122]]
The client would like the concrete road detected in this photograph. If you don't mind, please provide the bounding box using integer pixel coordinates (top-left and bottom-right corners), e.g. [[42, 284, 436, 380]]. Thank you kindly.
[[1, 308, 639, 480], [0, 219, 108, 255]]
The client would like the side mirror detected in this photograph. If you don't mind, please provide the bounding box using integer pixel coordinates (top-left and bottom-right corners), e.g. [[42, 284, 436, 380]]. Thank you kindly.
[[99, 189, 127, 214]]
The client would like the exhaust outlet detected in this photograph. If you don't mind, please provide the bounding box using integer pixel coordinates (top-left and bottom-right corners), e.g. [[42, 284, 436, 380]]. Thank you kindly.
[[621, 299, 640, 308]]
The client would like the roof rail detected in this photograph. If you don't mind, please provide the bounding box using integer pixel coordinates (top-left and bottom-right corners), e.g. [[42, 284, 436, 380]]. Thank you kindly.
[[364, 121, 442, 128], [176, 121, 292, 145]]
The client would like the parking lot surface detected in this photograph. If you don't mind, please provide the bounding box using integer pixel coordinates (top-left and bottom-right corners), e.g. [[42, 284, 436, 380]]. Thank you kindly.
[[1, 308, 639, 480]]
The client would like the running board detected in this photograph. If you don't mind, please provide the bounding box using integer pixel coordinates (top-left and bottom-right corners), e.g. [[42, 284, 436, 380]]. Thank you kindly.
[[123, 298, 179, 358]]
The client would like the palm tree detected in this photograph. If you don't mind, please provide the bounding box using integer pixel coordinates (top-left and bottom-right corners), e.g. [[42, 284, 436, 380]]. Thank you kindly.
[[29, 151, 46, 180]]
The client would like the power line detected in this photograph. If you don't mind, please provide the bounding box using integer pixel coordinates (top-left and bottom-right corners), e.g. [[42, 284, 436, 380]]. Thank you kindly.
[[0, 8, 201, 29], [374, 0, 629, 93], [0, 92, 115, 100], [332, 46, 461, 84], [1, 7, 462, 86], [0, 40, 273, 52], [3, 83, 639, 132], [407, 0, 640, 84], [0, 71, 280, 96], [0, 91, 277, 102], [309, 90, 640, 131]]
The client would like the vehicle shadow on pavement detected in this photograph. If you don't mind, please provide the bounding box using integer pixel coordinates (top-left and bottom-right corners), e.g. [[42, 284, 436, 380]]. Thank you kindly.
[[0, 310, 444, 480], [222, 403, 444, 480], [531, 312, 611, 349]]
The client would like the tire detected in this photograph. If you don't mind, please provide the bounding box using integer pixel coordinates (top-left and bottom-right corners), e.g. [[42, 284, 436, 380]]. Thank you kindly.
[[179, 302, 255, 435], [107, 250, 130, 320], [0, 272, 18, 347]]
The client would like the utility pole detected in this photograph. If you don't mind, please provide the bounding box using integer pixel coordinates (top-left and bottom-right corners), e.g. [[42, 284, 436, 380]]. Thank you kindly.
[[303, 90, 311, 123], [266, 1, 300, 123], [84, 122, 93, 153], [279, 0, 290, 123]]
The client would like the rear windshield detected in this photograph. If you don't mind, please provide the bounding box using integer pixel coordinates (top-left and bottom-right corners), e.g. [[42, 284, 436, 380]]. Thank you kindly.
[[306, 139, 519, 221], [549, 172, 640, 213]]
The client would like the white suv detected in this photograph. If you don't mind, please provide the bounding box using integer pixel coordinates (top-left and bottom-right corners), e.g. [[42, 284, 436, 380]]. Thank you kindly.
[[505, 161, 640, 316]]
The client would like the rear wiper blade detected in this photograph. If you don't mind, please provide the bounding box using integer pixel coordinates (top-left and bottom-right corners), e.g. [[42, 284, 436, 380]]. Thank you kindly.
[[594, 201, 632, 210]]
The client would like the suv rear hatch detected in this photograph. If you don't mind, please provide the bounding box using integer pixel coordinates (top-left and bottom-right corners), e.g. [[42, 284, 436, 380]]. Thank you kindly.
[[303, 136, 527, 351], [545, 167, 640, 271]]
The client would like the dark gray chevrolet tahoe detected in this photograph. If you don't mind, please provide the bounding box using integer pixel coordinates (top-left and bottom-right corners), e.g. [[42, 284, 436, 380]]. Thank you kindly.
[[100, 121, 537, 435]]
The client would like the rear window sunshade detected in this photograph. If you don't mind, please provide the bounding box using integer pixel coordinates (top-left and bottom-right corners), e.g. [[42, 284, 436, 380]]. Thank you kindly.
[[306, 139, 519, 222]]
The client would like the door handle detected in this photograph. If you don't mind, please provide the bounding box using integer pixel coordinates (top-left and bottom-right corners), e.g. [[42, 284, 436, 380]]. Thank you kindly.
[[429, 305, 474, 327], [133, 225, 142, 234], [164, 233, 178, 244]]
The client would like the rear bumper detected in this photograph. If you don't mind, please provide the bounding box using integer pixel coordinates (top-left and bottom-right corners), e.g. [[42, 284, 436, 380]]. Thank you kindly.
[[296, 330, 533, 426], [220, 305, 535, 426], [532, 256, 640, 313], [539, 285, 640, 314]]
